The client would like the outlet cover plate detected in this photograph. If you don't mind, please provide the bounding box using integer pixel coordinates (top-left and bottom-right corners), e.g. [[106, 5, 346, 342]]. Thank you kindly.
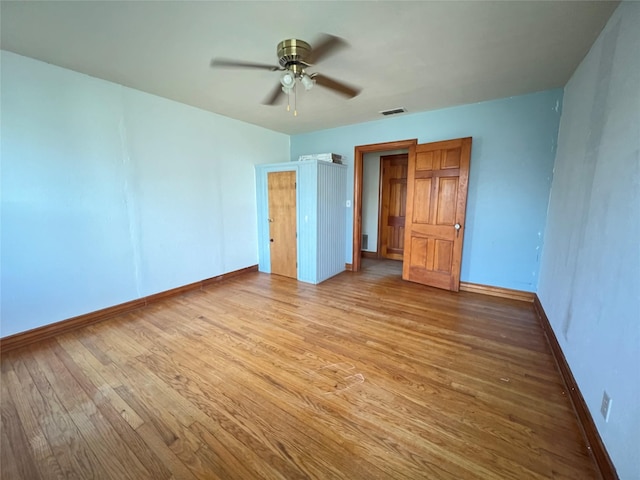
[[600, 391, 611, 422]]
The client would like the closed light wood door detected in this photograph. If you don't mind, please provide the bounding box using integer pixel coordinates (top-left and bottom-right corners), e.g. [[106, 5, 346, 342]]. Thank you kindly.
[[268, 171, 297, 279], [402, 137, 472, 291], [379, 154, 408, 260]]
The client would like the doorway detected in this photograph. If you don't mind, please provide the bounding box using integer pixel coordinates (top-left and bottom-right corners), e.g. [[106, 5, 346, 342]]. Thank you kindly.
[[352, 139, 417, 272], [353, 137, 472, 292]]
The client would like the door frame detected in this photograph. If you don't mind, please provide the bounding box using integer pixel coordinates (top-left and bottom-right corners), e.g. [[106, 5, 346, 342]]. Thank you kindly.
[[267, 170, 298, 279], [352, 139, 417, 272], [375, 155, 385, 257], [256, 163, 299, 276]]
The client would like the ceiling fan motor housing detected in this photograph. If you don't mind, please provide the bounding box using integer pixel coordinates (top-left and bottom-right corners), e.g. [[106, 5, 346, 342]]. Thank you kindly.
[[277, 39, 311, 74]]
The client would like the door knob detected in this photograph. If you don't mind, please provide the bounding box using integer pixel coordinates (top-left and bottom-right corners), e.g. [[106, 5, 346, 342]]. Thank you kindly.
[[454, 223, 461, 237], [268, 218, 274, 223], [270, 238, 274, 242]]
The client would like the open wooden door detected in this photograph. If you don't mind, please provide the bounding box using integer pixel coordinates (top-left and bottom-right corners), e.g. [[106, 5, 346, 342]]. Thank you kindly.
[[379, 154, 408, 260], [402, 137, 472, 291], [268, 171, 297, 279]]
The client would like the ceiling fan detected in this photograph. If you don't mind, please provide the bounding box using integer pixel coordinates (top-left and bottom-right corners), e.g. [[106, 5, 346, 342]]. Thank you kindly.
[[210, 34, 361, 113]]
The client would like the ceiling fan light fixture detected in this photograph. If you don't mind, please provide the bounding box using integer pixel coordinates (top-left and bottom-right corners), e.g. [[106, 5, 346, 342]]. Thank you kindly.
[[280, 71, 295, 89], [300, 73, 315, 91]]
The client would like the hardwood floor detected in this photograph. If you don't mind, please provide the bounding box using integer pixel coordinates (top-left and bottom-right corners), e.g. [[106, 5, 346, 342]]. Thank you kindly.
[[1, 259, 599, 479]]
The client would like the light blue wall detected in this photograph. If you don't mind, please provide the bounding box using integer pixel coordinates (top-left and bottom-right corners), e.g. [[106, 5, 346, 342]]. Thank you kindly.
[[362, 152, 382, 252], [1, 51, 289, 337], [537, 3, 640, 479], [291, 89, 563, 291]]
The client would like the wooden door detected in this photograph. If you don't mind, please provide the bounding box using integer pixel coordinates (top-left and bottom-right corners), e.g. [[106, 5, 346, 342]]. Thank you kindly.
[[379, 154, 408, 260], [268, 171, 297, 278], [402, 137, 472, 291]]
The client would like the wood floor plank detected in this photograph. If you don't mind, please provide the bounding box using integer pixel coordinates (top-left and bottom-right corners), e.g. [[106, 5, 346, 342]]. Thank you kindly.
[[216, 322, 561, 478], [3, 366, 65, 480], [120, 318, 366, 479], [105, 301, 444, 479], [138, 347, 392, 480], [1, 424, 22, 480], [55, 334, 145, 430], [112, 383, 219, 480], [199, 290, 557, 414], [0, 364, 42, 480], [126, 309, 416, 479], [50, 340, 173, 480], [127, 307, 528, 479], [13, 351, 107, 479], [31, 343, 155, 480], [160, 328, 460, 479], [181, 289, 577, 467], [233, 279, 575, 422], [187, 323, 527, 479], [134, 276, 592, 478], [188, 421, 277, 480], [133, 422, 200, 480], [1, 260, 599, 479]]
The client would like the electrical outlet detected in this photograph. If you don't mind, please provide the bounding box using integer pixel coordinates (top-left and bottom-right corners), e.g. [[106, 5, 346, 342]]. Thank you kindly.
[[600, 391, 612, 422]]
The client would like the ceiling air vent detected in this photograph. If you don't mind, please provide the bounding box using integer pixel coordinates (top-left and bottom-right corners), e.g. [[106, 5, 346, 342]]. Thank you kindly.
[[379, 107, 407, 116]]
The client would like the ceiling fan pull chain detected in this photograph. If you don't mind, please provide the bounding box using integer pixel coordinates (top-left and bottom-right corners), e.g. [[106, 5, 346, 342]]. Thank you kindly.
[[294, 81, 298, 117]]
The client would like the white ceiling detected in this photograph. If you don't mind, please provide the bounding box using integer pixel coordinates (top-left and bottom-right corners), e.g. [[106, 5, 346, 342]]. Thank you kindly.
[[0, 1, 618, 135]]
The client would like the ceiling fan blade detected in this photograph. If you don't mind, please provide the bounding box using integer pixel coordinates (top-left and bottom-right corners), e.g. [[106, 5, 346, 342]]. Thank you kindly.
[[313, 74, 361, 98], [210, 58, 281, 71], [305, 34, 348, 65], [263, 83, 286, 105]]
